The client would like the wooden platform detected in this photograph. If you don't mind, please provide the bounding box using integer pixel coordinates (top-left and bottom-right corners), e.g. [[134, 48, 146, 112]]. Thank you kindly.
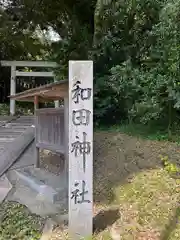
[[0, 116, 35, 176]]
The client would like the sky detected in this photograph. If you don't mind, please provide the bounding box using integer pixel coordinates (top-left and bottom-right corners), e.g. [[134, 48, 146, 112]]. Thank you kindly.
[[45, 27, 61, 42]]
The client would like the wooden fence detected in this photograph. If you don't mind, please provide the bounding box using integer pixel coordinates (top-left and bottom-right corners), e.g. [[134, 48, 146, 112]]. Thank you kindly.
[[35, 108, 65, 154]]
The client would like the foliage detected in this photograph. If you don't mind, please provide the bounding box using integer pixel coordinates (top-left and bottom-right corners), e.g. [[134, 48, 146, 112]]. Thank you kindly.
[[160, 155, 180, 177], [92, 0, 180, 129], [0, 103, 34, 115], [0, 103, 9, 115], [91, 0, 165, 125], [1, 0, 180, 133], [0, 2, 48, 60], [0, 201, 43, 240]]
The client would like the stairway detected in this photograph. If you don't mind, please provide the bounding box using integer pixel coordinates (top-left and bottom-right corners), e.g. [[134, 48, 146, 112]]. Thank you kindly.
[[0, 116, 35, 176], [0, 116, 34, 154], [0, 115, 68, 221]]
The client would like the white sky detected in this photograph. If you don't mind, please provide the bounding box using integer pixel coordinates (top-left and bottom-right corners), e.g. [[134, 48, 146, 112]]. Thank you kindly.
[[45, 27, 61, 42]]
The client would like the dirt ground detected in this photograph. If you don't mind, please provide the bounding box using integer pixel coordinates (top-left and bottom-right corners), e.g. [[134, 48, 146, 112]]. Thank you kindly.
[[40, 131, 180, 178], [93, 131, 180, 204], [39, 131, 180, 239]]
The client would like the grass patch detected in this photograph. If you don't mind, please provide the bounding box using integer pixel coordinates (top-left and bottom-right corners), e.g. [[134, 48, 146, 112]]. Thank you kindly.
[[93, 169, 180, 240], [0, 201, 44, 240]]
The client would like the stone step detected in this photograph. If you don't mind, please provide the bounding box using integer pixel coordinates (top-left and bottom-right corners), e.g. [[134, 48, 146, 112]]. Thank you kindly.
[[13, 122, 34, 126], [7, 123, 33, 126], [16, 170, 59, 203], [24, 167, 67, 192], [14, 119, 34, 123], [11, 117, 34, 123], [6, 167, 68, 217], [0, 133, 20, 138], [4, 126, 29, 131], [0, 139, 14, 143], [6, 182, 64, 217], [0, 130, 24, 134], [0, 138, 15, 141], [7, 167, 67, 204], [4, 125, 32, 129], [0, 116, 17, 122], [0, 144, 5, 148]]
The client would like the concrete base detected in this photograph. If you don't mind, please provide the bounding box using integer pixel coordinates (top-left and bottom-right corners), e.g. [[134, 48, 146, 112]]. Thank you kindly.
[[6, 166, 68, 217]]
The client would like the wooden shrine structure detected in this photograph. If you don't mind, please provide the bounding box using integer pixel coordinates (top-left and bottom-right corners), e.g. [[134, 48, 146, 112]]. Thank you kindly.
[[10, 80, 69, 171], [1, 60, 59, 115], [10, 61, 93, 240]]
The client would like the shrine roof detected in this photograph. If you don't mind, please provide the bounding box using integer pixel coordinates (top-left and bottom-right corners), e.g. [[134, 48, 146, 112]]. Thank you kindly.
[[9, 80, 68, 102]]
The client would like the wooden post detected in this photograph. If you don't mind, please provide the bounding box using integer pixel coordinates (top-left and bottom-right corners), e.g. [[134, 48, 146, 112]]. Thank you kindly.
[[34, 95, 39, 111], [54, 78, 60, 108], [68, 61, 93, 239], [10, 65, 16, 115], [54, 100, 60, 108], [64, 97, 69, 184], [34, 96, 40, 168]]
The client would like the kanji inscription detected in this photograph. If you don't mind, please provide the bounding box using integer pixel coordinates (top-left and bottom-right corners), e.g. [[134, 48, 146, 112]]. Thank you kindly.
[[72, 80, 92, 104], [71, 180, 91, 204], [68, 61, 93, 240], [71, 132, 91, 172]]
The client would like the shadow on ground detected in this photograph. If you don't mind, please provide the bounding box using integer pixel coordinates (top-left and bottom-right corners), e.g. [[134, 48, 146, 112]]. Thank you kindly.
[[93, 131, 180, 204], [93, 207, 120, 233]]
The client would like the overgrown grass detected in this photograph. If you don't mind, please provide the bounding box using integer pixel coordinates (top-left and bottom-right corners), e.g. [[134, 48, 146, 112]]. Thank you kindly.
[[92, 169, 180, 240], [97, 122, 180, 142]]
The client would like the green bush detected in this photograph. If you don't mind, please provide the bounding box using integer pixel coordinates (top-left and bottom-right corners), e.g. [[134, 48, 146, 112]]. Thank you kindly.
[[93, 0, 180, 130]]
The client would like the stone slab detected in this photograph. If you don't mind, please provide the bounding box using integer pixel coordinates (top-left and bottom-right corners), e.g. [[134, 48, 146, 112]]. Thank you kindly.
[[0, 174, 12, 203], [10, 141, 35, 170], [23, 166, 67, 191], [6, 182, 66, 217], [15, 170, 59, 203], [0, 126, 35, 177], [0, 116, 18, 127], [7, 166, 67, 204], [6, 165, 68, 217]]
